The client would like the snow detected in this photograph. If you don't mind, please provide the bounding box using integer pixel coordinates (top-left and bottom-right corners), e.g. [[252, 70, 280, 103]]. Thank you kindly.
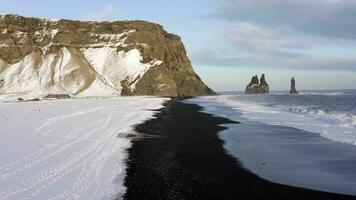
[[0, 97, 166, 200], [0, 14, 60, 23], [0, 47, 124, 101], [1, 29, 7, 34], [50, 29, 59, 39], [90, 30, 135, 42], [0, 44, 9, 48], [0, 26, 163, 101], [48, 19, 60, 23], [0, 46, 161, 101], [0, 51, 62, 100], [136, 43, 149, 48], [81, 47, 160, 91], [151, 60, 163, 66], [34, 28, 59, 41], [88, 30, 135, 47]]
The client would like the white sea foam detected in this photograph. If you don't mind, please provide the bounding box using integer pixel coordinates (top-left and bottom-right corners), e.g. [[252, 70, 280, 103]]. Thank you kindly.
[[191, 95, 356, 146], [298, 91, 345, 96]]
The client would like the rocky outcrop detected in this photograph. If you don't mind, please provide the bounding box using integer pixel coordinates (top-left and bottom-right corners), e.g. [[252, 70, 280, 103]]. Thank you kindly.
[[290, 77, 298, 94], [0, 14, 214, 100], [245, 74, 269, 94]]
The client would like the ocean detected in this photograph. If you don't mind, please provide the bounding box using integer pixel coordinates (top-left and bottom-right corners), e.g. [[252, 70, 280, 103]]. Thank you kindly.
[[198, 90, 356, 146], [187, 90, 356, 195]]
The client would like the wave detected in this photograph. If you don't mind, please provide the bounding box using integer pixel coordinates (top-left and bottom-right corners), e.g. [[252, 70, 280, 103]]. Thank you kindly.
[[298, 91, 345, 96], [212, 95, 356, 146], [268, 91, 346, 96]]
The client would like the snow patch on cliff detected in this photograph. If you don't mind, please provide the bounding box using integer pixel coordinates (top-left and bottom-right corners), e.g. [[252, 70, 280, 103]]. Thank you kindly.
[[82, 47, 157, 91], [88, 30, 135, 47], [0, 46, 162, 101]]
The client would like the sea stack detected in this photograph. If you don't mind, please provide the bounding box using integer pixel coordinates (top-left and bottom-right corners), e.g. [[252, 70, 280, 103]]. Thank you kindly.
[[290, 77, 298, 94], [245, 74, 269, 94]]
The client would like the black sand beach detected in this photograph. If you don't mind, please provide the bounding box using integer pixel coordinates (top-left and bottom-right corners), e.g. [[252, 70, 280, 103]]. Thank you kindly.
[[123, 101, 356, 200]]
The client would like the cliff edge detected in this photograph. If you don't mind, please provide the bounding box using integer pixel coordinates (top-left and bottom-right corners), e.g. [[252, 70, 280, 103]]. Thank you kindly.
[[0, 14, 214, 100]]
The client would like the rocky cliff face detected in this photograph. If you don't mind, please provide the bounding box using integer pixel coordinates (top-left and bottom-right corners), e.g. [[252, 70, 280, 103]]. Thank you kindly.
[[245, 74, 269, 94], [0, 14, 214, 100]]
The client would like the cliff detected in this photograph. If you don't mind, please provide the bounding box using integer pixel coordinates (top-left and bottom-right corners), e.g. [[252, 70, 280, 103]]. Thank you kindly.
[[245, 74, 269, 94], [0, 14, 214, 100]]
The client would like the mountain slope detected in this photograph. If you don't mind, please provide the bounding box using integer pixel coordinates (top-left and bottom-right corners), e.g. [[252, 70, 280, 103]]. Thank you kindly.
[[0, 14, 214, 100]]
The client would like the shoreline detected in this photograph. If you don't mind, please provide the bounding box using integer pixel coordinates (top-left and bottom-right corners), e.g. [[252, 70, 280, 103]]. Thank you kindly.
[[189, 96, 356, 195], [122, 100, 356, 199]]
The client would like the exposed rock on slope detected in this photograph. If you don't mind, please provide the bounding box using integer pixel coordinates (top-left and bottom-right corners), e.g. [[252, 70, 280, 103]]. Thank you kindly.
[[290, 77, 298, 94], [245, 74, 269, 94], [0, 14, 214, 100]]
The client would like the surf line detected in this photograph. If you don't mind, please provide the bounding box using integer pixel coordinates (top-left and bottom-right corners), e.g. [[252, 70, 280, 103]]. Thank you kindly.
[[122, 100, 355, 200]]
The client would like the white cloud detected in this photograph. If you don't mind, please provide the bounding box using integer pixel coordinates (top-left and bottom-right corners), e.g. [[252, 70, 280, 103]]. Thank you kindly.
[[190, 46, 356, 71], [228, 22, 310, 53], [218, 0, 356, 40], [229, 22, 284, 53]]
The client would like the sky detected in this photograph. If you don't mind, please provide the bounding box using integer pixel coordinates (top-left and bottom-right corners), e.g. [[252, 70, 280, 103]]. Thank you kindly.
[[0, 0, 356, 91]]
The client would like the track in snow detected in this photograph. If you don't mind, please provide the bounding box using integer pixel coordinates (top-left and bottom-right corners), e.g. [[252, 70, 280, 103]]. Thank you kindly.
[[0, 97, 165, 200]]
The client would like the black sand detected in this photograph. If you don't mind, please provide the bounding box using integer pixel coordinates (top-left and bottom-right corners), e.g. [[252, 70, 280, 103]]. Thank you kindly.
[[123, 101, 356, 200]]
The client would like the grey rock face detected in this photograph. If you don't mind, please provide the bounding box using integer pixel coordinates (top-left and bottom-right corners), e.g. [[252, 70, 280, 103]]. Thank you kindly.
[[290, 77, 298, 94], [245, 74, 269, 94]]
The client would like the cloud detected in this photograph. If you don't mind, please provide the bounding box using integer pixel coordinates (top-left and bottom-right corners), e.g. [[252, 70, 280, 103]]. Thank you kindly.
[[209, 0, 356, 71], [228, 22, 310, 53], [190, 48, 356, 71], [91, 5, 119, 21], [217, 0, 356, 40], [190, 48, 256, 66], [259, 53, 356, 71]]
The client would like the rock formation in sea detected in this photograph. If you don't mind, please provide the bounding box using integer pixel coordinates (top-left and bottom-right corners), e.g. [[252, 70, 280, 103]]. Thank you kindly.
[[0, 14, 214, 100], [290, 77, 298, 94], [245, 74, 269, 94]]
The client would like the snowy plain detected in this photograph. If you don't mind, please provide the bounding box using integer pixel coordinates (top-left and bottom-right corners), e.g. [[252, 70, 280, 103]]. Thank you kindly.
[[0, 97, 166, 200]]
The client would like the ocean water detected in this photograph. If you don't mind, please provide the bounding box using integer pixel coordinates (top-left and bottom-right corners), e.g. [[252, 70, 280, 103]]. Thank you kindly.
[[203, 90, 356, 146], [187, 90, 356, 195]]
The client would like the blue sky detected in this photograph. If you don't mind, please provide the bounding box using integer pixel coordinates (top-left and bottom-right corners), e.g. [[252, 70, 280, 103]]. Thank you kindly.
[[1, 0, 356, 91]]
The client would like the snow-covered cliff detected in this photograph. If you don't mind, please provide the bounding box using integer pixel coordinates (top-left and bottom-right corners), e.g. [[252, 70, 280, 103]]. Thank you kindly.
[[0, 14, 214, 100]]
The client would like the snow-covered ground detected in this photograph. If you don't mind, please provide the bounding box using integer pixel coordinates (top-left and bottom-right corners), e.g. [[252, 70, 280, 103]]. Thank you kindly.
[[0, 97, 166, 200]]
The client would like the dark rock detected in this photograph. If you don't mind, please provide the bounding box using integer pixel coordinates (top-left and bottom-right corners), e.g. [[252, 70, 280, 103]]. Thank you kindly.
[[126, 134, 137, 138], [290, 77, 298, 94], [260, 74, 267, 85], [245, 74, 269, 94], [43, 94, 71, 99], [251, 75, 259, 85]]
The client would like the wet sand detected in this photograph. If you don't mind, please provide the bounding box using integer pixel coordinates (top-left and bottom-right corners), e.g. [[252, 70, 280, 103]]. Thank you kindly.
[[123, 101, 356, 200], [221, 123, 356, 196]]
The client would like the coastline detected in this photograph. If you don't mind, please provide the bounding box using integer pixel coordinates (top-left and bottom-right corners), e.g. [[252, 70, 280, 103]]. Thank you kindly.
[[188, 95, 356, 195], [122, 100, 356, 199]]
